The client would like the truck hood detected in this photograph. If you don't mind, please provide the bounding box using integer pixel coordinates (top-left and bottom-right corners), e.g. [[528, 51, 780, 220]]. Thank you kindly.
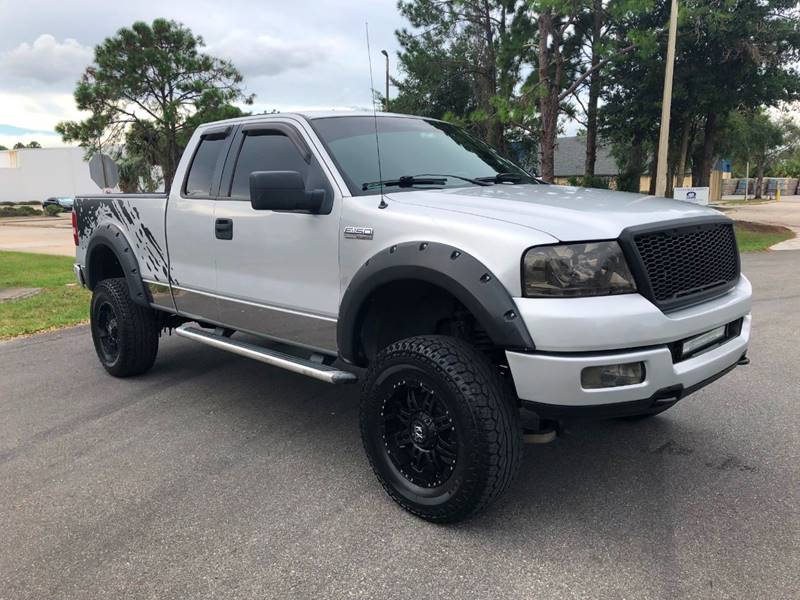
[[387, 184, 722, 241]]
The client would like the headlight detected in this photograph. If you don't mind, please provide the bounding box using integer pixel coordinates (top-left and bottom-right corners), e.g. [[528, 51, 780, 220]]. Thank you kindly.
[[522, 241, 636, 297]]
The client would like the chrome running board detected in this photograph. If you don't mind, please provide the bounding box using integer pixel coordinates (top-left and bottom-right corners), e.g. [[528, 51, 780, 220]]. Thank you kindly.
[[175, 324, 357, 384]]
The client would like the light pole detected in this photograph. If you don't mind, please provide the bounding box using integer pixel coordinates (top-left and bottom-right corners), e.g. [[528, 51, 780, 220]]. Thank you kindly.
[[380, 49, 390, 112], [655, 0, 679, 197]]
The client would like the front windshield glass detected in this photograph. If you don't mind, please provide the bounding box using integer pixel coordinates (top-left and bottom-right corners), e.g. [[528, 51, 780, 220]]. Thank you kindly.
[[310, 116, 538, 196]]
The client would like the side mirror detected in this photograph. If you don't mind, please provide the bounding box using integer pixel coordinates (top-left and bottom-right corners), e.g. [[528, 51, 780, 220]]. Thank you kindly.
[[249, 171, 325, 213]]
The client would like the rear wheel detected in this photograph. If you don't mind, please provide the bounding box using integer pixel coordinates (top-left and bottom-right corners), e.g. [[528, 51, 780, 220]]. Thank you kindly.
[[90, 277, 159, 377], [360, 335, 522, 523]]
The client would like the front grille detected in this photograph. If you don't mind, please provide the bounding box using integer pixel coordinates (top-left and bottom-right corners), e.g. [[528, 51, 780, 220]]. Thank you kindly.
[[629, 221, 740, 310]]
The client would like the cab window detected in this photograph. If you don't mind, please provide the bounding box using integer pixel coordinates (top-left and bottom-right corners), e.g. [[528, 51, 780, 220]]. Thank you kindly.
[[184, 137, 226, 197]]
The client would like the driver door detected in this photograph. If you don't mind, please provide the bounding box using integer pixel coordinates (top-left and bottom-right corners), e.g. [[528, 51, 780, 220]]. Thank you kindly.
[[211, 120, 341, 352]]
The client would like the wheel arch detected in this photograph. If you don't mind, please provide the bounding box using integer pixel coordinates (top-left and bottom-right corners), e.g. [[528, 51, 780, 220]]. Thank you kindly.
[[337, 241, 534, 366], [85, 223, 151, 307]]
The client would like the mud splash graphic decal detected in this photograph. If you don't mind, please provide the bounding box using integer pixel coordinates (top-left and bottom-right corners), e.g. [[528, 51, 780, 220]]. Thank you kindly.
[[75, 197, 175, 284]]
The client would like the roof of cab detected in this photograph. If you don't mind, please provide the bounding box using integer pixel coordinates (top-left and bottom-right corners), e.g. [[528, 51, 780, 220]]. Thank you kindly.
[[198, 110, 431, 130]]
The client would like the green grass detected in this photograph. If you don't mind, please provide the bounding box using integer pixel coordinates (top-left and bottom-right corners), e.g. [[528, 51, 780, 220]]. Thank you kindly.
[[0, 251, 89, 339], [735, 222, 795, 252]]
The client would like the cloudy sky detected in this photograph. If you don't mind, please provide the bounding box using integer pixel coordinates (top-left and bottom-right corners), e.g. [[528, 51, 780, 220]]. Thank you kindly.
[[0, 0, 405, 148]]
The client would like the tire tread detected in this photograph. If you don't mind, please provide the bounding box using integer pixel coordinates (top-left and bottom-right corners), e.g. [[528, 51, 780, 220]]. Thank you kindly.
[[360, 335, 521, 522], [91, 277, 159, 377]]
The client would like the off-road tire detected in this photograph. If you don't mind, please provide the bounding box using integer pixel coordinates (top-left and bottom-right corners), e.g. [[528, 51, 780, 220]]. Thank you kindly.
[[360, 335, 522, 523], [90, 277, 159, 377]]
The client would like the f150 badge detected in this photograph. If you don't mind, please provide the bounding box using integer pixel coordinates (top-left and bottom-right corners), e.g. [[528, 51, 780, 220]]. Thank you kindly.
[[344, 226, 374, 240]]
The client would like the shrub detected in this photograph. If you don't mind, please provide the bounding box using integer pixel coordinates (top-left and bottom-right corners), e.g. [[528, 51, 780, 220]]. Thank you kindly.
[[0, 206, 43, 217], [0, 200, 41, 206], [45, 204, 62, 216], [567, 175, 611, 189]]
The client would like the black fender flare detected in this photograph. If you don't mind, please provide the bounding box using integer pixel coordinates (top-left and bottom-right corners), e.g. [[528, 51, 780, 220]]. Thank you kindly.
[[85, 223, 151, 307], [337, 241, 534, 365]]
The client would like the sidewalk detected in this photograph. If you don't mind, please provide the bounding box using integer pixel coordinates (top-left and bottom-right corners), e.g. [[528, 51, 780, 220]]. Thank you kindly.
[[717, 196, 800, 250]]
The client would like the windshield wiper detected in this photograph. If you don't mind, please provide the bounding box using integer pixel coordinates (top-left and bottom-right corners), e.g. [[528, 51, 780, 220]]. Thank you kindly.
[[362, 176, 445, 191], [475, 172, 528, 184], [361, 173, 491, 191], [413, 173, 492, 186]]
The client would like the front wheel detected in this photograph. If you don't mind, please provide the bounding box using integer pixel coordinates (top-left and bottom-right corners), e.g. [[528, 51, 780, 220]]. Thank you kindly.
[[360, 335, 522, 523], [90, 277, 159, 377]]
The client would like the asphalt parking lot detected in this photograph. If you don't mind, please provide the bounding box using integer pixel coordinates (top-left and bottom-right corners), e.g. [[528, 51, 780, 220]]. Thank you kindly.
[[1, 251, 798, 600]]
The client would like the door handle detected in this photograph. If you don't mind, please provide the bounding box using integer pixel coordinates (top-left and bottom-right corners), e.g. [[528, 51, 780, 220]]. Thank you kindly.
[[215, 218, 233, 240]]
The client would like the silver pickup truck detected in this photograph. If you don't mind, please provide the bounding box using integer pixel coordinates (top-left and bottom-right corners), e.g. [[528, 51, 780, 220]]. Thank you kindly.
[[73, 111, 751, 522]]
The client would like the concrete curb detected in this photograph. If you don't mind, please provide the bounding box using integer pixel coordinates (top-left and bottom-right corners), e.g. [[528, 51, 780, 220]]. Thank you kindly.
[[769, 227, 800, 251], [0, 287, 42, 303]]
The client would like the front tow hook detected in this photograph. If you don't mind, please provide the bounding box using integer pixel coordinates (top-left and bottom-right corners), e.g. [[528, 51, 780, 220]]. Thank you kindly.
[[737, 354, 750, 366]]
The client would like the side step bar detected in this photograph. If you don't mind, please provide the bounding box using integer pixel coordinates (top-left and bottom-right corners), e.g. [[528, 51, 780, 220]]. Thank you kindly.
[[175, 324, 358, 385]]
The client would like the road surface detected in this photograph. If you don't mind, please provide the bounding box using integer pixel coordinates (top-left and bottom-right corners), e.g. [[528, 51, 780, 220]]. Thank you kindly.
[[1, 252, 798, 599], [0, 215, 74, 256]]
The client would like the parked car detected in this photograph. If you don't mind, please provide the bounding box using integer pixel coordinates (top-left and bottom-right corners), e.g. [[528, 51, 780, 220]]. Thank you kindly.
[[43, 196, 74, 211], [72, 112, 751, 522]]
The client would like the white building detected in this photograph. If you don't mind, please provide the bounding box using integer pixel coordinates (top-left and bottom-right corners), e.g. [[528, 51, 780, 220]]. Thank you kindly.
[[0, 147, 113, 203]]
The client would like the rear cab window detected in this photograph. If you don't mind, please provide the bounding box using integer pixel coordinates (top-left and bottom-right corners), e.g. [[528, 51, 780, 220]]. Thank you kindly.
[[183, 132, 229, 197]]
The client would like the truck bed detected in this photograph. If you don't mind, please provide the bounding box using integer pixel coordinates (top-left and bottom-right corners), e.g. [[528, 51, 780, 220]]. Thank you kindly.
[[74, 193, 171, 285]]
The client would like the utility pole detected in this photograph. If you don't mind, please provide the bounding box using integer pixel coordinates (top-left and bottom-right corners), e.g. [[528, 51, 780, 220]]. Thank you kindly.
[[655, 0, 679, 197], [380, 50, 390, 111]]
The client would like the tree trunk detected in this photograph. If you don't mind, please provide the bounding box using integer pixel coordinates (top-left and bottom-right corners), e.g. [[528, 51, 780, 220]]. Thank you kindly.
[[754, 161, 765, 199], [697, 112, 717, 187], [538, 10, 557, 182], [648, 141, 658, 195], [674, 117, 692, 190], [584, 0, 603, 178], [163, 127, 180, 193], [475, 0, 501, 150], [666, 161, 675, 198], [618, 137, 643, 192]]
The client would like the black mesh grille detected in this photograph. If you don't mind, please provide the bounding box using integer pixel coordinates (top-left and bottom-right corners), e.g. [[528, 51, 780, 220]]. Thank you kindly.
[[633, 222, 739, 307]]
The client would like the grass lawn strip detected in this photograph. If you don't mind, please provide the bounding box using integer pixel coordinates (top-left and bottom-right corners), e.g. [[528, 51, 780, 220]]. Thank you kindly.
[[734, 221, 795, 252], [0, 251, 89, 339]]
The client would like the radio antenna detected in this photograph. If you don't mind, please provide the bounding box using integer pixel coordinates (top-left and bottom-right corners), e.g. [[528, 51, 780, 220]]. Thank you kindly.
[[365, 22, 387, 207]]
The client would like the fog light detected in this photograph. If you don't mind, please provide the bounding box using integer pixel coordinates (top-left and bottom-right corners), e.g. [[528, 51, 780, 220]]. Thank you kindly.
[[581, 362, 645, 389]]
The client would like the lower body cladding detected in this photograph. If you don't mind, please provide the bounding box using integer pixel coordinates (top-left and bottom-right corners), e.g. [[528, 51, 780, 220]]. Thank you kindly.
[[506, 314, 751, 418]]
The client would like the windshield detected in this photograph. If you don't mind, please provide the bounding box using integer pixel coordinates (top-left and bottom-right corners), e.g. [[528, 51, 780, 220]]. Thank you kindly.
[[310, 116, 538, 196]]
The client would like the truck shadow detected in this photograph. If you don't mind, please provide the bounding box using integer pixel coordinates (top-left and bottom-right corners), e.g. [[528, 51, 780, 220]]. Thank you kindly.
[[153, 336, 759, 545], [130, 336, 768, 596]]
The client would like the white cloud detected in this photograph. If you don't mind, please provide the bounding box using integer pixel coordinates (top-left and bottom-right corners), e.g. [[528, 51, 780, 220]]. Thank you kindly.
[[0, 0, 403, 136], [0, 92, 84, 147], [206, 31, 336, 77], [1, 34, 92, 85]]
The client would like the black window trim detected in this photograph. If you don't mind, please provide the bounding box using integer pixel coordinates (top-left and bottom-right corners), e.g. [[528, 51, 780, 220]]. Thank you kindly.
[[180, 126, 234, 200]]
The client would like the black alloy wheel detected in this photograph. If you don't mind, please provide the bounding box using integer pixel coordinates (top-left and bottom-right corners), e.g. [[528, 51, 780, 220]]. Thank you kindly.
[[94, 300, 120, 364], [381, 377, 459, 489]]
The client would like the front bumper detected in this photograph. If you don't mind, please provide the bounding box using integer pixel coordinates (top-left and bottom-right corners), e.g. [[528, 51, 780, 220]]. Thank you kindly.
[[513, 276, 752, 352], [506, 314, 750, 415]]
